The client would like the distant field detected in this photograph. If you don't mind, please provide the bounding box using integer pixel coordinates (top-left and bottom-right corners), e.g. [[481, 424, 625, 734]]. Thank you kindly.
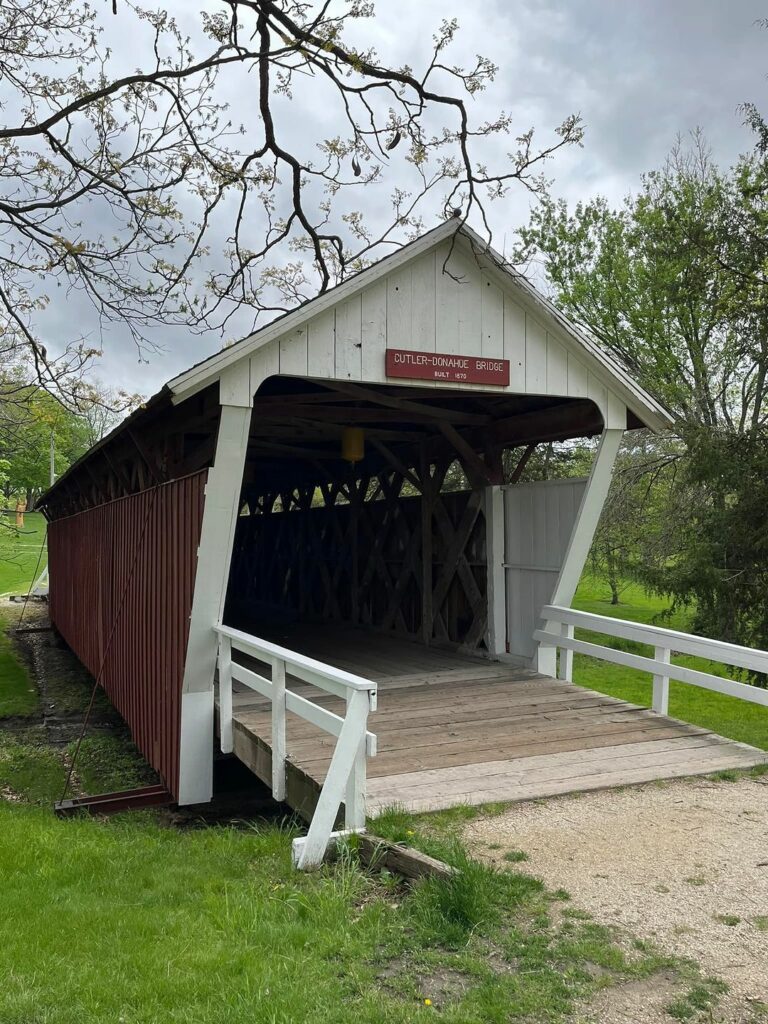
[[572, 575, 768, 751], [0, 511, 47, 597]]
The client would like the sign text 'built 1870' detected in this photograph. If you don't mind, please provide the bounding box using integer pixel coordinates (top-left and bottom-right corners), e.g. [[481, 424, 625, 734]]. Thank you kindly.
[[385, 348, 510, 386]]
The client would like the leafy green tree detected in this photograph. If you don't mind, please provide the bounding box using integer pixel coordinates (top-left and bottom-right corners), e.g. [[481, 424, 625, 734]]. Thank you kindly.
[[517, 134, 768, 650], [516, 135, 763, 434], [0, 391, 92, 504]]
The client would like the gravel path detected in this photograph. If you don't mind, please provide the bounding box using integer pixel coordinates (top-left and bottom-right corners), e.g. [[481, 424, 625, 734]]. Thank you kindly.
[[464, 775, 768, 1023]]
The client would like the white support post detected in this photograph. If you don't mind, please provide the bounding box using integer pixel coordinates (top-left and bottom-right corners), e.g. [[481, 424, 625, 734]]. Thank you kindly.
[[484, 485, 506, 658], [557, 623, 574, 682], [652, 645, 671, 715], [344, 690, 366, 831], [271, 658, 287, 801], [536, 428, 623, 677], [297, 688, 371, 869], [178, 367, 253, 806], [218, 635, 233, 754]]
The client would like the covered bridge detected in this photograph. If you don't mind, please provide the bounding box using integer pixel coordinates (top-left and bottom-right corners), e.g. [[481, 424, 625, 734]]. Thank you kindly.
[[39, 221, 767, 864]]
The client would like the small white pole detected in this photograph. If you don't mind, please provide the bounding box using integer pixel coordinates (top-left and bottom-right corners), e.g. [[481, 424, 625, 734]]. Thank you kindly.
[[484, 485, 506, 657], [271, 658, 287, 801], [652, 646, 671, 715], [557, 623, 574, 682], [218, 635, 234, 754], [50, 430, 55, 487], [344, 690, 369, 831]]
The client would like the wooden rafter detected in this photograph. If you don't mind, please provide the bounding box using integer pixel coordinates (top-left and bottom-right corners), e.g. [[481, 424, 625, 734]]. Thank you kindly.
[[321, 380, 490, 425], [509, 443, 537, 484], [437, 421, 495, 487]]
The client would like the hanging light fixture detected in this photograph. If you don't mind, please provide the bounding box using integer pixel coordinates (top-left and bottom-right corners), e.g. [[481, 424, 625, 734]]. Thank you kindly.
[[341, 426, 365, 463]]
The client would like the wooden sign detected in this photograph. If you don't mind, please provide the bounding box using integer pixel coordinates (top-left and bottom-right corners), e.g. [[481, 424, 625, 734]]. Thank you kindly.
[[385, 348, 509, 386]]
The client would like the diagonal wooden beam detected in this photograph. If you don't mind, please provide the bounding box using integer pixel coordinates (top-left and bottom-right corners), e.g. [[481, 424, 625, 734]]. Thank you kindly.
[[437, 421, 495, 487], [509, 443, 537, 484], [370, 440, 422, 492], [126, 428, 164, 485]]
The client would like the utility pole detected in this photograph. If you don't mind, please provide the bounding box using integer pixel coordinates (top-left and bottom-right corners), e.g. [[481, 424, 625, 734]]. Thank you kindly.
[[50, 430, 55, 487]]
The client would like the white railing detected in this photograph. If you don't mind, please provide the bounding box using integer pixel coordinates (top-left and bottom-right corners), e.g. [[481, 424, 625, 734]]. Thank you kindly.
[[534, 605, 768, 713], [215, 623, 377, 869]]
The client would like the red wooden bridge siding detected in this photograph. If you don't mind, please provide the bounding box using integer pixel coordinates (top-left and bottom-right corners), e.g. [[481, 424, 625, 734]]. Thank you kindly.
[[47, 472, 207, 799]]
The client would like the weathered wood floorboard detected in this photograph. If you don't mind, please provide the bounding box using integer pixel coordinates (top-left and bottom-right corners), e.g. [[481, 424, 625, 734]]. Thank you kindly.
[[222, 626, 768, 817]]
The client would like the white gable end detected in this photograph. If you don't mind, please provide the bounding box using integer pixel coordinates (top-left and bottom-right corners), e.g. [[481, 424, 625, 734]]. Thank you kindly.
[[171, 221, 670, 431], [246, 235, 627, 429]]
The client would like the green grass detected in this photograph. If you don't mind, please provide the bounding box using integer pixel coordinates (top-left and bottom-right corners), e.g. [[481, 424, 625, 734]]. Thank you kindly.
[[0, 729, 67, 803], [0, 606, 38, 718], [502, 849, 529, 864], [666, 978, 729, 1021], [69, 734, 158, 795], [571, 575, 768, 750], [0, 510, 47, 597], [0, 797, 705, 1024]]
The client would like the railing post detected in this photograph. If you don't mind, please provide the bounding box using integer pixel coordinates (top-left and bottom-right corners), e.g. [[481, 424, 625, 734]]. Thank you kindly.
[[557, 623, 574, 682], [652, 645, 670, 715], [218, 635, 233, 754], [344, 689, 372, 831], [297, 687, 370, 869], [272, 658, 287, 801]]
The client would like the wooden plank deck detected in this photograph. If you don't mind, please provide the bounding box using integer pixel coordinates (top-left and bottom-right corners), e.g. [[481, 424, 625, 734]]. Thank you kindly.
[[222, 626, 768, 819]]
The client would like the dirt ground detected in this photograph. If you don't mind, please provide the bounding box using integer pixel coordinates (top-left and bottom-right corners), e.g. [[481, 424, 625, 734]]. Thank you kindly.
[[465, 775, 768, 1023]]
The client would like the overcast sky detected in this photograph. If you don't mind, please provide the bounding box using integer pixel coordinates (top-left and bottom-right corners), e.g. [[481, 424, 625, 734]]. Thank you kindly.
[[34, 0, 768, 395]]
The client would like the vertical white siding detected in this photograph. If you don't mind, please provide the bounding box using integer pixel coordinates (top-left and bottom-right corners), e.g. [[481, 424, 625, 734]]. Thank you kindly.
[[250, 339, 280, 395], [334, 295, 362, 380], [251, 236, 630, 424], [361, 280, 387, 381], [435, 240, 460, 354], [503, 293, 526, 390], [503, 478, 587, 661], [525, 315, 547, 393], [278, 326, 308, 376], [306, 309, 335, 377], [567, 354, 589, 398], [411, 251, 436, 352], [481, 274, 504, 359], [387, 264, 413, 349], [546, 335, 568, 394]]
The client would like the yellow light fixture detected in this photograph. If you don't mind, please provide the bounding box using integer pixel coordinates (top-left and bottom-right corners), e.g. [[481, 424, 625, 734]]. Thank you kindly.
[[341, 426, 365, 463]]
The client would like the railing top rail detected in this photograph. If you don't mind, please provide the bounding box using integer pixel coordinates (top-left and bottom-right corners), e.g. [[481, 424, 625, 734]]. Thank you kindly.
[[215, 623, 377, 693], [542, 604, 768, 675]]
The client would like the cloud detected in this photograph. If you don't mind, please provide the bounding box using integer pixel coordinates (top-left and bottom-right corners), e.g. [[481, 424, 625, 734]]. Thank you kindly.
[[13, 0, 768, 395]]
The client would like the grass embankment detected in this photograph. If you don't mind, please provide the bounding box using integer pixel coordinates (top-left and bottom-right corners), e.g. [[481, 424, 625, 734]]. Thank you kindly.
[[0, 510, 47, 597], [572, 576, 768, 751]]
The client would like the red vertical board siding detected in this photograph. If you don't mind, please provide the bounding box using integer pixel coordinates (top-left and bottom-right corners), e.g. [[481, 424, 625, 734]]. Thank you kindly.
[[46, 472, 208, 800]]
